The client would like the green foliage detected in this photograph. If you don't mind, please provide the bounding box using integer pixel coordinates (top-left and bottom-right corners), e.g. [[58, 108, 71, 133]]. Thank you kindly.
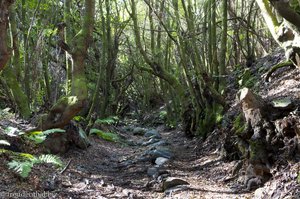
[[0, 140, 10, 146], [8, 161, 33, 178], [233, 114, 247, 135], [297, 172, 300, 184], [290, 0, 300, 13], [197, 105, 223, 137], [44, 28, 58, 37], [0, 108, 14, 120], [24, 128, 65, 144], [73, 115, 85, 122], [89, 128, 120, 142], [159, 111, 167, 120], [238, 68, 257, 88], [3, 150, 63, 178], [4, 126, 23, 136], [95, 116, 119, 125]]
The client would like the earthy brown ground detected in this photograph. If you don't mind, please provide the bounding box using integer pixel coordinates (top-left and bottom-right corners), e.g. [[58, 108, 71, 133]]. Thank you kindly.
[[0, 123, 254, 199]]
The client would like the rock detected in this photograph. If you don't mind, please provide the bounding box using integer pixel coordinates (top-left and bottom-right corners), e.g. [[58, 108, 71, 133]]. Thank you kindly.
[[136, 156, 152, 162], [163, 177, 189, 191], [246, 177, 262, 191], [142, 138, 160, 146], [126, 140, 137, 146], [147, 148, 173, 159], [254, 187, 266, 198], [122, 125, 134, 132], [150, 140, 169, 147], [164, 185, 189, 195], [271, 97, 292, 108], [147, 167, 159, 178], [132, 127, 147, 136], [145, 129, 161, 139], [155, 157, 169, 166]]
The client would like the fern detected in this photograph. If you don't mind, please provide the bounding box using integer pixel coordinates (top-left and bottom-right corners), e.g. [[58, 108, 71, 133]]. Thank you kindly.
[[0, 140, 10, 146], [4, 126, 22, 136], [89, 128, 120, 142], [7, 153, 63, 178], [8, 161, 33, 178], [38, 154, 63, 166], [95, 116, 119, 125], [24, 128, 65, 144]]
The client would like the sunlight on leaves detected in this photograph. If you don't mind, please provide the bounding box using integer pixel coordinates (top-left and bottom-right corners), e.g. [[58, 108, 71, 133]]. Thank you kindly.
[[89, 128, 120, 142], [0, 140, 10, 146]]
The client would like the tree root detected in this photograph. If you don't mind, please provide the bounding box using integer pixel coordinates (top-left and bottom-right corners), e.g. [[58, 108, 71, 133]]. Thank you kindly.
[[265, 61, 294, 82]]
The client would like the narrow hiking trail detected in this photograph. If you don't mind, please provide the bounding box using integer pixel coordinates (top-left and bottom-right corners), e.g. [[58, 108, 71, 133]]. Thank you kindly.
[[33, 122, 253, 199]]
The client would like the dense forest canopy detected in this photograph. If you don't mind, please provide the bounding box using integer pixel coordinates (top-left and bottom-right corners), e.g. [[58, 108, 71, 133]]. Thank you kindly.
[[1, 0, 289, 133]]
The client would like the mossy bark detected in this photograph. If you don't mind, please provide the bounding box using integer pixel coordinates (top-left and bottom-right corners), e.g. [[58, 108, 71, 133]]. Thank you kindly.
[[2, 6, 31, 119], [33, 0, 95, 131], [3, 66, 31, 119], [256, 0, 300, 66], [0, 0, 14, 71]]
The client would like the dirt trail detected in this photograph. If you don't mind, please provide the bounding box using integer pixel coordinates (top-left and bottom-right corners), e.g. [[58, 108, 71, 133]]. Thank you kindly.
[[46, 125, 253, 199]]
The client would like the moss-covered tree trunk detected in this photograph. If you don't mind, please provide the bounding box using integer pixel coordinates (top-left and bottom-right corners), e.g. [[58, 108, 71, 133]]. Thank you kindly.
[[1, 6, 31, 119], [0, 0, 14, 71], [35, 0, 95, 131], [256, 0, 300, 66]]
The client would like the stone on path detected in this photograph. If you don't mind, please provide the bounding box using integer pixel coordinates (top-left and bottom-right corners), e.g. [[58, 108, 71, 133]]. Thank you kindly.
[[163, 177, 189, 191], [142, 138, 160, 146], [144, 129, 161, 139], [147, 147, 173, 159], [132, 127, 147, 136], [155, 157, 169, 166], [147, 167, 159, 178], [150, 140, 168, 147]]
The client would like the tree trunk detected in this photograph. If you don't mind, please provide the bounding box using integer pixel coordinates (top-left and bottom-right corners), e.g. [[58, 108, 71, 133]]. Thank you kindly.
[[33, 0, 95, 131], [0, 0, 14, 71], [256, 0, 300, 65]]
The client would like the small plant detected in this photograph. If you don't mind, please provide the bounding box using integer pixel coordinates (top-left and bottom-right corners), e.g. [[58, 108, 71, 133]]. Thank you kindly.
[[8, 154, 63, 178], [95, 116, 119, 125], [0, 148, 63, 178], [0, 139, 10, 146], [233, 114, 247, 135], [238, 68, 257, 88], [159, 110, 167, 120], [89, 128, 121, 142], [24, 128, 65, 144], [73, 115, 85, 122], [0, 108, 14, 120]]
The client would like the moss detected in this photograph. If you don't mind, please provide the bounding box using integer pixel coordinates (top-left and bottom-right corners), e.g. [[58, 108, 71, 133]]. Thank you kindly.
[[249, 140, 267, 163], [238, 68, 257, 88], [233, 113, 247, 135], [3, 66, 30, 119], [72, 76, 88, 100]]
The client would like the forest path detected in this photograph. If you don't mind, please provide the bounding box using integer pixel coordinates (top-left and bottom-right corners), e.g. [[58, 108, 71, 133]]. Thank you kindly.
[[55, 124, 253, 198]]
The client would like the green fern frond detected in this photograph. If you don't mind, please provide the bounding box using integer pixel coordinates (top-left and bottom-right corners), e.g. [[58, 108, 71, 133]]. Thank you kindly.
[[8, 160, 33, 178], [7, 153, 63, 178], [43, 128, 65, 135], [38, 154, 63, 166], [0, 140, 10, 146], [89, 128, 120, 142], [24, 128, 65, 144], [19, 153, 35, 160]]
